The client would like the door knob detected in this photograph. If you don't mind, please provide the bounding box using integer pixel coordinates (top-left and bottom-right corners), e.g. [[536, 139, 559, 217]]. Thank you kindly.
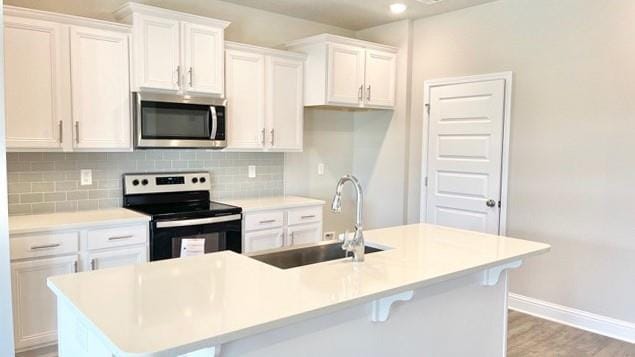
[[486, 199, 497, 208]]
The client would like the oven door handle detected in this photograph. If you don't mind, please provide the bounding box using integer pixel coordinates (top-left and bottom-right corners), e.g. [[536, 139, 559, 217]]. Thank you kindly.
[[155, 214, 241, 228]]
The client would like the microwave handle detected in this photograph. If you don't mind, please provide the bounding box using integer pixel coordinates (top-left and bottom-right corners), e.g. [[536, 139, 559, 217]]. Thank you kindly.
[[210, 106, 218, 140]]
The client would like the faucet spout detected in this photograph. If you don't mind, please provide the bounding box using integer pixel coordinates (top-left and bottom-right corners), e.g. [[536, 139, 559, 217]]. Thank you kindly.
[[330, 175, 365, 262]]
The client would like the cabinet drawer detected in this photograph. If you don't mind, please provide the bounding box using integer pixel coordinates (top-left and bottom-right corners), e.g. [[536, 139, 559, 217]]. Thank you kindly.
[[287, 206, 322, 226], [244, 211, 284, 231], [10, 232, 79, 260], [87, 224, 147, 250], [244, 228, 284, 254]]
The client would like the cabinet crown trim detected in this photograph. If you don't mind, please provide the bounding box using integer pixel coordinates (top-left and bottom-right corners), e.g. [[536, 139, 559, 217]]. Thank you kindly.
[[285, 33, 398, 53], [113, 2, 231, 29], [225, 41, 307, 60], [4, 5, 131, 32]]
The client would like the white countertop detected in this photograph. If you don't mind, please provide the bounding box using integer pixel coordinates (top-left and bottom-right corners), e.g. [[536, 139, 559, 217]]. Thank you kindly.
[[48, 223, 549, 356], [9, 208, 150, 235], [220, 195, 325, 212]]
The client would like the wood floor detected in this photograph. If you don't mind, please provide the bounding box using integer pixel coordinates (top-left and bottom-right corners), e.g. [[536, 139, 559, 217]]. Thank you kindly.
[[508, 310, 635, 357]]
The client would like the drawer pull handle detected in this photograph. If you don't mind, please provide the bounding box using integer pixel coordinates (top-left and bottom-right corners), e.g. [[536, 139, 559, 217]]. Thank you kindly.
[[30, 243, 61, 250], [108, 235, 133, 241], [259, 219, 276, 224], [90, 259, 97, 271], [301, 215, 316, 219]]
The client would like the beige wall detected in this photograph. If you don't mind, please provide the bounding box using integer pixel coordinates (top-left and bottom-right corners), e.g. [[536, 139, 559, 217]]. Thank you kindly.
[[410, 0, 635, 322], [3, 0, 354, 47], [353, 20, 411, 230]]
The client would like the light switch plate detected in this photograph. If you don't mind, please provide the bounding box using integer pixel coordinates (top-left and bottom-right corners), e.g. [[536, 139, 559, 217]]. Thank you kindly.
[[80, 169, 92, 186], [317, 163, 325, 176], [248, 165, 256, 178]]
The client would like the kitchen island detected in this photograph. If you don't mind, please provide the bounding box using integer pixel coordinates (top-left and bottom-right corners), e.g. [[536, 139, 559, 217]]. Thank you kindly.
[[47, 223, 549, 356]]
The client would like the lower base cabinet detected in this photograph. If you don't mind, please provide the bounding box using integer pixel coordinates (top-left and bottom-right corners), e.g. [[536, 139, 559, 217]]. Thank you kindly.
[[11, 255, 78, 351], [10, 222, 149, 352], [243, 205, 324, 254]]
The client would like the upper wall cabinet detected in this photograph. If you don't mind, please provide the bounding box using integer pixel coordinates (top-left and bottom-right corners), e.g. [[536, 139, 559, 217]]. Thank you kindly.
[[114, 3, 229, 97], [225, 42, 305, 152], [3, 6, 132, 152], [286, 34, 397, 110]]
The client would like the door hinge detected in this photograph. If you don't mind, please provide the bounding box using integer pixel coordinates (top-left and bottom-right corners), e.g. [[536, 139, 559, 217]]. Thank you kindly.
[[498, 200, 502, 208], [424, 176, 428, 187], [425, 103, 430, 115]]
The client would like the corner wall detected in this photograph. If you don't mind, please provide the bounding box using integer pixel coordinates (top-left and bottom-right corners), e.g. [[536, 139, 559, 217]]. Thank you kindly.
[[409, 0, 635, 324]]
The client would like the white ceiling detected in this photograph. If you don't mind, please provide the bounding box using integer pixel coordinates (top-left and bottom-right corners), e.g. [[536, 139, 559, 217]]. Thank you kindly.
[[219, 0, 497, 30]]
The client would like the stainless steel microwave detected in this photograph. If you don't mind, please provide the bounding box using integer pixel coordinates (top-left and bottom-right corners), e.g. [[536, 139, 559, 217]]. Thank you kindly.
[[134, 92, 227, 149]]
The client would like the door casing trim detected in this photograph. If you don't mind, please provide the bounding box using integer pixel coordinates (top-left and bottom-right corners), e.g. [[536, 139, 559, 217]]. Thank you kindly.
[[420, 72, 512, 235]]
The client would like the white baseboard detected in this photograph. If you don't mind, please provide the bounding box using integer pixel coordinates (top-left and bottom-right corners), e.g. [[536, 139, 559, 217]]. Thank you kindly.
[[508, 293, 635, 344]]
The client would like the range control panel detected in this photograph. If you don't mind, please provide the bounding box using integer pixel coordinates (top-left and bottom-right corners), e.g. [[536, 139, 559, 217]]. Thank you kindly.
[[124, 172, 211, 195]]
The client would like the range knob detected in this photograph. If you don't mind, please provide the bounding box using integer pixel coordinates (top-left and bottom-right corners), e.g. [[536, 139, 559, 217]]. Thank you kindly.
[[141, 179, 149, 186], [132, 179, 140, 186], [192, 177, 199, 184], [199, 177, 206, 183]]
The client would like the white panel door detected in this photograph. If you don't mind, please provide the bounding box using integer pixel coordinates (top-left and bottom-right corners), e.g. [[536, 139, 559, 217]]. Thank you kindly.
[[266, 55, 303, 151], [425, 80, 505, 234], [326, 43, 365, 106], [11, 255, 77, 350], [364, 49, 396, 108], [286, 223, 322, 246], [4, 16, 70, 150], [244, 228, 284, 254], [182, 23, 224, 96], [87, 246, 147, 271], [70, 26, 131, 150], [225, 49, 265, 150], [134, 14, 180, 92]]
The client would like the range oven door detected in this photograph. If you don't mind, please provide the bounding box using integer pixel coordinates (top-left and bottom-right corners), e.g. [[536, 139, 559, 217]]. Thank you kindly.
[[150, 214, 241, 261], [134, 92, 226, 149]]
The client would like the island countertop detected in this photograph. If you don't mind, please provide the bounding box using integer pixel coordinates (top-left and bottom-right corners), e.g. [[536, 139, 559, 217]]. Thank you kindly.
[[47, 223, 550, 356]]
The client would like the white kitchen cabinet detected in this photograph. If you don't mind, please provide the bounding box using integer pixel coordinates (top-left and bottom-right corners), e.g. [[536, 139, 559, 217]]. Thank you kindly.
[[286, 34, 398, 109], [225, 48, 266, 150], [115, 3, 229, 97], [243, 228, 285, 254], [9, 219, 149, 352], [70, 25, 131, 150], [182, 22, 224, 95], [286, 223, 322, 246], [3, 15, 69, 150], [242, 202, 324, 254], [132, 14, 180, 92], [225, 42, 305, 152], [4, 6, 133, 152], [267, 55, 304, 151], [327, 43, 366, 106], [86, 246, 147, 271], [11, 255, 78, 351]]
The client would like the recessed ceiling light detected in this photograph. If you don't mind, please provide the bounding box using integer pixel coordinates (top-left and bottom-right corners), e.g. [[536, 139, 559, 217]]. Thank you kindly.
[[390, 3, 407, 14], [416, 0, 445, 4]]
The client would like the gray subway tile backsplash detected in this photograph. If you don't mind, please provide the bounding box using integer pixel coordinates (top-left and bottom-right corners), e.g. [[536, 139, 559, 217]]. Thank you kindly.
[[6, 150, 284, 216]]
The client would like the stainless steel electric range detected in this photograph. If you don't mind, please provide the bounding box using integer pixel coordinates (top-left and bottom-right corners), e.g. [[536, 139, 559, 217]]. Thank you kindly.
[[122, 171, 242, 261]]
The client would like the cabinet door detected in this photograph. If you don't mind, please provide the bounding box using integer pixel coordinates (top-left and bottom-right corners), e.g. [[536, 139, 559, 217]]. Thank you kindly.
[[133, 14, 180, 92], [286, 223, 322, 246], [87, 246, 147, 271], [4, 16, 70, 150], [364, 49, 397, 108], [11, 255, 78, 350], [225, 49, 266, 150], [244, 228, 284, 254], [326, 43, 365, 106], [70, 26, 131, 150], [182, 22, 224, 96], [266, 55, 303, 151]]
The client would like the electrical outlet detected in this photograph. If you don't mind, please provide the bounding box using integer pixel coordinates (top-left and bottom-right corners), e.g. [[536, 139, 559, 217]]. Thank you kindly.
[[317, 163, 325, 176], [248, 165, 256, 178], [80, 169, 92, 186], [324, 231, 335, 241]]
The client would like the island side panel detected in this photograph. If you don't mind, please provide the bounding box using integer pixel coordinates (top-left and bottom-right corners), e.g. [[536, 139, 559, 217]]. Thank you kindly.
[[221, 271, 508, 357]]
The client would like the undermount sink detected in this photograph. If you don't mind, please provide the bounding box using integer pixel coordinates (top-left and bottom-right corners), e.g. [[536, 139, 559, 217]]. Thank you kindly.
[[249, 243, 384, 269]]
